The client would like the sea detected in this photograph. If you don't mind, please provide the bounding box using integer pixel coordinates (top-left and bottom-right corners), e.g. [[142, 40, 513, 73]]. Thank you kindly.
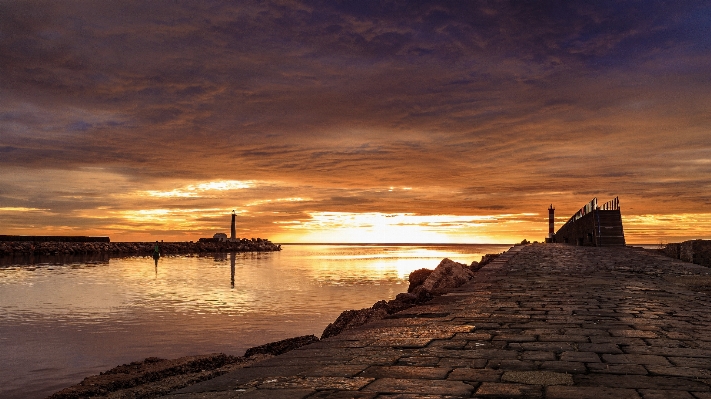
[[0, 243, 511, 399]]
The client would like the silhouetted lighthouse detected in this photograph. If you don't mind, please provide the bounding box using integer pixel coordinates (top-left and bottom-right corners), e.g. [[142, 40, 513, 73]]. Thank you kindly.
[[231, 210, 236, 241], [548, 204, 555, 240]]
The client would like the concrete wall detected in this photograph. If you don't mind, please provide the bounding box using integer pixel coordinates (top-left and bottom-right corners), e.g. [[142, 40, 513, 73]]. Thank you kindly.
[[552, 209, 625, 246], [553, 211, 597, 246], [664, 240, 711, 267]]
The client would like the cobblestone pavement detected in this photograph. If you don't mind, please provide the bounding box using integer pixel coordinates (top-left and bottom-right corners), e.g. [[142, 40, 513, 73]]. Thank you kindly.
[[163, 244, 711, 398]]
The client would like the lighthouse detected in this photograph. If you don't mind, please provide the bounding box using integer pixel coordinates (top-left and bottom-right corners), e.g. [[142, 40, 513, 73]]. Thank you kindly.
[[548, 204, 555, 241], [230, 210, 236, 241]]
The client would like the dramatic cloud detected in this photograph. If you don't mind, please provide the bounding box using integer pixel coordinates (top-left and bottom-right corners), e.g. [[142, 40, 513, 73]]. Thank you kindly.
[[1, 1, 710, 243]]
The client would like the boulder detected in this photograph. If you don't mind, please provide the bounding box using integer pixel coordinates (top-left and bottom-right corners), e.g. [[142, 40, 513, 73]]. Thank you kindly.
[[421, 258, 475, 292], [321, 307, 388, 339], [244, 335, 319, 357], [407, 268, 434, 292]]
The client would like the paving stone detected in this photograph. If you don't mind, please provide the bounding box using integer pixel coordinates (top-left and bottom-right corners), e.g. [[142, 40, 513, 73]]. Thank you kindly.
[[669, 357, 711, 368], [448, 368, 502, 382], [473, 382, 542, 398], [300, 365, 369, 377], [308, 391, 377, 399], [538, 334, 590, 343], [491, 334, 537, 342], [586, 363, 648, 375], [485, 359, 536, 371], [518, 342, 576, 352], [573, 374, 710, 391], [576, 343, 623, 353], [373, 395, 466, 399], [645, 365, 711, 378], [546, 386, 641, 398], [501, 371, 573, 386], [395, 357, 440, 367], [539, 361, 586, 373], [521, 351, 556, 361], [438, 358, 487, 368], [238, 389, 315, 399], [602, 353, 672, 366], [361, 378, 474, 396], [256, 376, 374, 390], [638, 389, 696, 399], [560, 351, 600, 362], [359, 366, 451, 379]]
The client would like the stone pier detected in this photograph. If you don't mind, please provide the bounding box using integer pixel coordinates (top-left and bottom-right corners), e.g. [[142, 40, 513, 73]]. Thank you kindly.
[[164, 244, 711, 398]]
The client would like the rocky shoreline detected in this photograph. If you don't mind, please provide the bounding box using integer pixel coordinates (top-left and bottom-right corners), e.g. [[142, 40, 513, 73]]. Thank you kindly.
[[0, 238, 281, 257], [48, 251, 502, 399]]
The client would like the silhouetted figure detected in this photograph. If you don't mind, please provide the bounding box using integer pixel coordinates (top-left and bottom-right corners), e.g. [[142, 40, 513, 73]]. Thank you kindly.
[[153, 240, 161, 267]]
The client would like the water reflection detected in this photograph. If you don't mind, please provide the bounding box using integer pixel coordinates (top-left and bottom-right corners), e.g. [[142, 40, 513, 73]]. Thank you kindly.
[[230, 252, 235, 289]]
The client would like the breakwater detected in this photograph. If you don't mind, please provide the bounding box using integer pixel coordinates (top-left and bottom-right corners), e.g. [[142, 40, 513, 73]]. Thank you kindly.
[[0, 238, 280, 256], [661, 239, 711, 267]]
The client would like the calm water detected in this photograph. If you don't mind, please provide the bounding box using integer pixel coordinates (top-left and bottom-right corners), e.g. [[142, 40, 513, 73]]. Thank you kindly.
[[0, 244, 510, 399]]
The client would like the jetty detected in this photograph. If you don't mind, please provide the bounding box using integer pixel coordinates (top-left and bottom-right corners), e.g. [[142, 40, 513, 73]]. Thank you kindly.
[[163, 244, 711, 398]]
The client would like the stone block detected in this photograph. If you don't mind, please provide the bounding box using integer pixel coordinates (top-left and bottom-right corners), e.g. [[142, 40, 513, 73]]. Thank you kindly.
[[486, 359, 536, 371], [573, 374, 710, 390], [560, 351, 600, 362], [576, 343, 623, 353], [539, 361, 586, 373], [638, 389, 695, 399], [586, 363, 648, 375], [359, 366, 451, 380], [645, 365, 711, 379], [361, 378, 474, 396], [474, 382, 542, 398], [448, 368, 502, 382], [602, 354, 672, 366], [546, 386, 641, 399], [521, 351, 556, 361], [501, 371, 573, 386]]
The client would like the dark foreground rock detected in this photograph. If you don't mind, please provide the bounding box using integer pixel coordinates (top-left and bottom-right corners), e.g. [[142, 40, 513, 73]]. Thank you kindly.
[[0, 238, 280, 256], [47, 353, 248, 399], [243, 335, 319, 358], [48, 336, 319, 399], [321, 255, 495, 339]]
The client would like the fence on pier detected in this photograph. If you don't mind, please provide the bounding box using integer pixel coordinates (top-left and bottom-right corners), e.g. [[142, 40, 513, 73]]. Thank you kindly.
[[553, 197, 625, 246]]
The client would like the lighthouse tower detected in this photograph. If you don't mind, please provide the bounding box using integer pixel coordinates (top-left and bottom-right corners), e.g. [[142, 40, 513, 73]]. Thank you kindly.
[[548, 204, 555, 241], [230, 210, 236, 241]]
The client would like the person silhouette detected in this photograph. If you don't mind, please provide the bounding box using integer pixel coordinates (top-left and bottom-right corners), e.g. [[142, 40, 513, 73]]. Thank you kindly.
[[153, 240, 161, 267]]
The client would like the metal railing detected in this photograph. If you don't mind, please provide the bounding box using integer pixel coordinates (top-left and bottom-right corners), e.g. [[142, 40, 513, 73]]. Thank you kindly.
[[599, 196, 620, 211]]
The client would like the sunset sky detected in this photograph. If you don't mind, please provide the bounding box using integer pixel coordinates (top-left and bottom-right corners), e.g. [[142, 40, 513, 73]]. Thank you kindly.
[[1, 1, 710, 244]]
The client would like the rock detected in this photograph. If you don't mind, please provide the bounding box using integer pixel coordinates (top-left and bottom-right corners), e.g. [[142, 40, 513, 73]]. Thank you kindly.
[[469, 260, 481, 271], [321, 307, 388, 339], [244, 335, 319, 357], [420, 258, 475, 292], [47, 353, 241, 399], [478, 253, 501, 268], [407, 268, 434, 292]]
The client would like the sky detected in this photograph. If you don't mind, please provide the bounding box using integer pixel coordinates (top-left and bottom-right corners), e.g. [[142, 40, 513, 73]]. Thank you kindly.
[[1, 1, 710, 244]]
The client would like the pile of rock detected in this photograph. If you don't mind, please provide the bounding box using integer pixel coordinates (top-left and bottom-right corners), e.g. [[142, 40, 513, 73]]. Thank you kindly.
[[0, 238, 281, 256], [321, 254, 501, 339]]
